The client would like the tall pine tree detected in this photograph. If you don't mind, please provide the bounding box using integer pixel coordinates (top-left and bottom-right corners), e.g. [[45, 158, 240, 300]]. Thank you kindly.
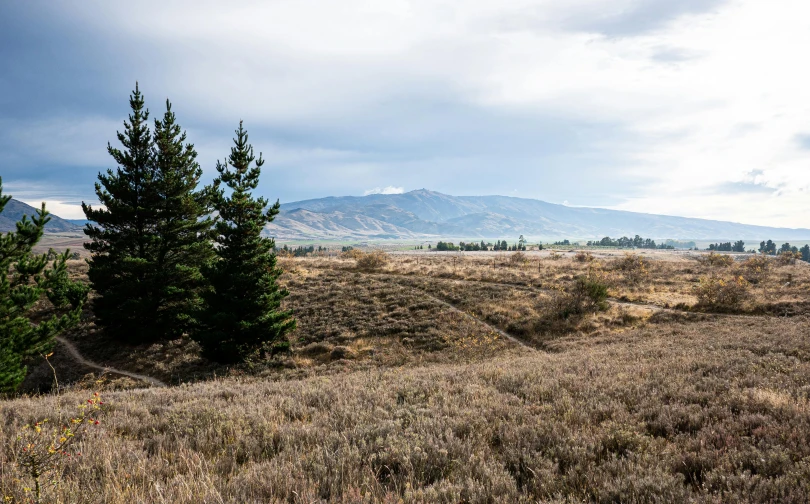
[[0, 178, 86, 394], [150, 99, 215, 337], [83, 84, 160, 343], [196, 121, 295, 363], [83, 85, 213, 342]]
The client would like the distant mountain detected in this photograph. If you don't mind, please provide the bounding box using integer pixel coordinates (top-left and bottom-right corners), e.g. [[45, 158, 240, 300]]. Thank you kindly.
[[0, 199, 82, 233], [268, 189, 810, 241]]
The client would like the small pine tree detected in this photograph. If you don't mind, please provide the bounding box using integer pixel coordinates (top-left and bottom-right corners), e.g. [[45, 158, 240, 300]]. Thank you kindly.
[[196, 122, 295, 363], [0, 179, 86, 394]]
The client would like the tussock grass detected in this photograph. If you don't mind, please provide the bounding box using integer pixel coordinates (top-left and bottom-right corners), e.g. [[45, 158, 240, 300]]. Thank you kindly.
[[4, 316, 810, 502]]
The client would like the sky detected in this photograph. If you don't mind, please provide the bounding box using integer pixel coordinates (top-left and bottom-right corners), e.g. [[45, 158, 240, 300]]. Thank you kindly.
[[1, 0, 809, 227]]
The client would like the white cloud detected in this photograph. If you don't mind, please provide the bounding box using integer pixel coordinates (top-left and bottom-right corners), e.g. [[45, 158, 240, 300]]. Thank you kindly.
[[21, 200, 87, 220], [9, 0, 810, 228], [364, 186, 406, 196]]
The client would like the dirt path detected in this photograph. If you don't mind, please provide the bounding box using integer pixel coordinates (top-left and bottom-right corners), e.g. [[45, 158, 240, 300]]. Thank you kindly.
[[55, 336, 167, 387]]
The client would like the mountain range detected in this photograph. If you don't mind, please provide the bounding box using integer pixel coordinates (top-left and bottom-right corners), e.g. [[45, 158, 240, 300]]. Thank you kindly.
[[0, 199, 81, 233], [5, 191, 809, 243], [267, 189, 810, 242]]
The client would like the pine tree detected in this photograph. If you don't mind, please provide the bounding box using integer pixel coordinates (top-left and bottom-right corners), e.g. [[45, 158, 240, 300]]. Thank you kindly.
[[196, 122, 295, 363], [0, 179, 86, 394], [150, 99, 215, 337], [83, 86, 212, 342], [83, 84, 161, 343]]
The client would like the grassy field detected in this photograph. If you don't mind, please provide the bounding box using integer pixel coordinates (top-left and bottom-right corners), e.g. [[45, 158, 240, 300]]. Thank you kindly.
[[3, 250, 810, 502]]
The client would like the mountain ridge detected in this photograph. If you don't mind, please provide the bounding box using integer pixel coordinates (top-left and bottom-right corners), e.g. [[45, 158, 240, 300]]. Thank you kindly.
[[0, 199, 82, 233], [267, 189, 810, 241]]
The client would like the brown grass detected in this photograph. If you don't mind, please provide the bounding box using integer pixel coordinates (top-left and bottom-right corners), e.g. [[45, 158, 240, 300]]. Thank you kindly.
[[5, 251, 810, 502], [3, 316, 810, 502]]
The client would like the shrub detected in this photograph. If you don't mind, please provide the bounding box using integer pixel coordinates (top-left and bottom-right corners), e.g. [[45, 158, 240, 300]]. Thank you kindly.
[[741, 255, 771, 283], [508, 251, 527, 267], [612, 253, 649, 284], [356, 250, 389, 271], [694, 275, 750, 311], [13, 393, 106, 503], [699, 252, 734, 267], [548, 275, 610, 319], [776, 251, 801, 266], [341, 248, 365, 260], [574, 251, 594, 263]]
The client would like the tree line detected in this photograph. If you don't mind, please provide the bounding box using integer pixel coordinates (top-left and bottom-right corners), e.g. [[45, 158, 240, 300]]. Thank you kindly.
[[586, 235, 673, 249], [757, 239, 810, 261], [707, 240, 746, 252], [1, 85, 295, 394], [278, 244, 330, 257], [432, 238, 528, 251]]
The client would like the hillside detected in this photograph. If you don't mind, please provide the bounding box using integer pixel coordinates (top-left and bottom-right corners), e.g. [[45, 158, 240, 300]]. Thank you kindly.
[[0, 198, 81, 233], [270, 189, 810, 241]]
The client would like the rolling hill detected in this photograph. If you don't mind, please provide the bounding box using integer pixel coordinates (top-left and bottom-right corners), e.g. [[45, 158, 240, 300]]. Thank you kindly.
[[0, 199, 81, 233], [268, 189, 810, 241]]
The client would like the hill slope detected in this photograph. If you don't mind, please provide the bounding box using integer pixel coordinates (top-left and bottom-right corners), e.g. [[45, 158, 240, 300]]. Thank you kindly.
[[269, 189, 810, 241], [0, 199, 81, 233]]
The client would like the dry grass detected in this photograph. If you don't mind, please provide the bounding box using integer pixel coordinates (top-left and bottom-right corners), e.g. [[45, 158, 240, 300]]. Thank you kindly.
[[3, 316, 810, 503], [5, 251, 810, 502]]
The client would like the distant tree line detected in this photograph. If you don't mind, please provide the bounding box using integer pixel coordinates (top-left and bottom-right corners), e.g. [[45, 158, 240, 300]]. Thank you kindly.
[[278, 244, 329, 257], [707, 240, 746, 252], [757, 240, 810, 261], [586, 235, 673, 249], [432, 237, 528, 252]]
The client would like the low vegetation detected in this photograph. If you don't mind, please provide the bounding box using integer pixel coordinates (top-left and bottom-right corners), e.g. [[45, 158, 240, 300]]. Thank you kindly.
[[3, 314, 810, 503]]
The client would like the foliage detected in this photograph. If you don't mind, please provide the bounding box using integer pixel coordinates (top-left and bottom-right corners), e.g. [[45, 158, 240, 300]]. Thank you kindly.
[[508, 251, 527, 266], [196, 121, 295, 364], [612, 253, 650, 284], [340, 248, 365, 260], [741, 254, 771, 284], [355, 250, 389, 271], [277, 244, 329, 257], [0, 179, 86, 395], [699, 251, 734, 267], [44, 254, 90, 311], [435, 241, 459, 251], [587, 235, 673, 249], [759, 240, 777, 255], [707, 240, 745, 252], [83, 86, 213, 343], [693, 275, 751, 311], [13, 394, 105, 503], [776, 250, 801, 266], [569, 275, 610, 313], [574, 251, 594, 263]]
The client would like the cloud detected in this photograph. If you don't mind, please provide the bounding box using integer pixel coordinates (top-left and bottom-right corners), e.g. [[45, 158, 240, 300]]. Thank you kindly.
[[650, 46, 703, 63], [364, 186, 405, 196], [794, 134, 810, 150], [2, 0, 810, 228], [567, 0, 728, 37], [20, 200, 87, 220]]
